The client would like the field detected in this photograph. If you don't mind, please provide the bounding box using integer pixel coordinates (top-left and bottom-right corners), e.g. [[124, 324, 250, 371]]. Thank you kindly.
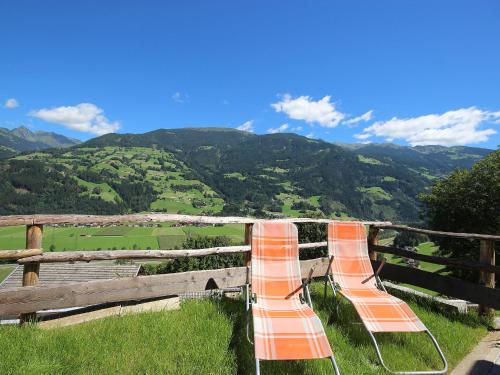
[[0, 283, 488, 374], [16, 147, 225, 215], [385, 241, 445, 296], [0, 223, 245, 252], [0, 266, 14, 283]]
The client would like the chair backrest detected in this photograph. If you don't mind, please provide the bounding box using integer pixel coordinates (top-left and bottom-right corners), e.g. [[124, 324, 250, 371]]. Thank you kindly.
[[251, 221, 302, 300], [328, 221, 377, 290]]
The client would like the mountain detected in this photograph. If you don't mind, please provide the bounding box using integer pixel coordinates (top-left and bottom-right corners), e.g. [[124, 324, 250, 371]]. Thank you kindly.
[[0, 126, 80, 158], [0, 128, 493, 221]]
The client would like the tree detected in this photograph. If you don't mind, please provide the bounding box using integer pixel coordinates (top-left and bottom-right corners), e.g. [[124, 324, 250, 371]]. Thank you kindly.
[[393, 231, 428, 248], [143, 235, 243, 275], [420, 150, 499, 282]]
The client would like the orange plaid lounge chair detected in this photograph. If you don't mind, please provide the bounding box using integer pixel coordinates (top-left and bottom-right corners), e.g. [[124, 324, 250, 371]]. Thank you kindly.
[[245, 221, 340, 375], [325, 221, 447, 374]]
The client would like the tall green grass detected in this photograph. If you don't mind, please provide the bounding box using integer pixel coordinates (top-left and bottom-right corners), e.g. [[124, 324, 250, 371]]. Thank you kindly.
[[0, 283, 488, 374], [0, 301, 236, 375]]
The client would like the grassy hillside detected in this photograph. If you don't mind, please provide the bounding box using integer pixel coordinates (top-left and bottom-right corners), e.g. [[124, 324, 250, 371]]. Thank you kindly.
[[0, 284, 488, 374], [0, 128, 491, 221]]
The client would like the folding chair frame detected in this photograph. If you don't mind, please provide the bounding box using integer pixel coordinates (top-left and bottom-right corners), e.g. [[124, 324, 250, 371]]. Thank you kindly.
[[323, 268, 448, 375], [245, 276, 341, 375]]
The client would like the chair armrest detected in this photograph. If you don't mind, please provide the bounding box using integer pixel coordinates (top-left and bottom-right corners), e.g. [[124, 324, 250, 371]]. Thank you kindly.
[[374, 257, 387, 278], [361, 257, 387, 285]]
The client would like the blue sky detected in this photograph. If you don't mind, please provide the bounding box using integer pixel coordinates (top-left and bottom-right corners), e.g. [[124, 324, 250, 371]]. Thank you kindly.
[[1, 1, 499, 148]]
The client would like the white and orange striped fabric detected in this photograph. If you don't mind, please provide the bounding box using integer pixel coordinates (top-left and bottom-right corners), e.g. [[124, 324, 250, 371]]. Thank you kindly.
[[328, 221, 426, 333], [251, 221, 333, 360]]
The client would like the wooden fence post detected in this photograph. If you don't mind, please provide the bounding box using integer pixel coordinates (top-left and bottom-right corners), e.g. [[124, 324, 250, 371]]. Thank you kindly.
[[244, 224, 252, 284], [20, 224, 43, 325], [479, 239, 495, 316], [368, 226, 379, 261]]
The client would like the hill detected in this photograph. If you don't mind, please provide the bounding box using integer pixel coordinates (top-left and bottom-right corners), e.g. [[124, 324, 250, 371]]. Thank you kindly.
[[0, 128, 492, 221], [0, 126, 80, 158]]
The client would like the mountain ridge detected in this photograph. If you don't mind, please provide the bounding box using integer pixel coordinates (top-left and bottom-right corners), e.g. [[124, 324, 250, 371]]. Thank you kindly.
[[0, 126, 81, 158], [0, 128, 493, 221]]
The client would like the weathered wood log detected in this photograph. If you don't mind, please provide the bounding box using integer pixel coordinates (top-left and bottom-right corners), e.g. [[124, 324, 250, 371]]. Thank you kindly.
[[39, 297, 181, 329], [374, 260, 500, 310], [17, 242, 328, 264], [370, 244, 500, 274], [244, 223, 252, 282], [374, 224, 500, 241], [0, 257, 331, 316], [20, 224, 42, 324], [0, 214, 391, 227], [479, 240, 496, 316], [18, 246, 249, 264], [0, 249, 42, 260], [367, 226, 379, 261]]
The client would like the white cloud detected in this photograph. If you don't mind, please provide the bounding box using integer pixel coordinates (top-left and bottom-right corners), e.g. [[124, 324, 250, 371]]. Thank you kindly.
[[306, 132, 315, 139], [236, 120, 254, 132], [267, 123, 289, 134], [172, 92, 188, 103], [290, 126, 303, 132], [354, 133, 371, 140], [30, 103, 120, 135], [5, 98, 19, 108], [345, 110, 374, 126], [271, 94, 345, 127], [357, 107, 499, 146]]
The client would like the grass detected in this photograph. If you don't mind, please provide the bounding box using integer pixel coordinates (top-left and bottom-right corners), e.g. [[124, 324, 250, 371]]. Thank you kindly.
[[358, 155, 384, 165], [357, 187, 392, 201], [0, 266, 14, 283], [0, 300, 236, 375], [157, 235, 188, 249], [16, 146, 225, 215], [0, 283, 488, 374], [385, 242, 446, 296]]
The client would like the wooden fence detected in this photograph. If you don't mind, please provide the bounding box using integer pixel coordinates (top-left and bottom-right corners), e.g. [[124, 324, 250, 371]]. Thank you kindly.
[[0, 214, 498, 324]]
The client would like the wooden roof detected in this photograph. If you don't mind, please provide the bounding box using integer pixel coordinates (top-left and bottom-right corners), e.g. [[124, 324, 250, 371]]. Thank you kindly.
[[0, 263, 141, 289]]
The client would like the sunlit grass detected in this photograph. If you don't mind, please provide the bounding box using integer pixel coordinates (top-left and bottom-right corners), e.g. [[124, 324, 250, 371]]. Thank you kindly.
[[0, 282, 487, 374]]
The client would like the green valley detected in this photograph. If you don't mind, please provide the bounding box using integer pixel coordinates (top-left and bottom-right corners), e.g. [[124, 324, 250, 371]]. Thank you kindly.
[[0, 128, 492, 221]]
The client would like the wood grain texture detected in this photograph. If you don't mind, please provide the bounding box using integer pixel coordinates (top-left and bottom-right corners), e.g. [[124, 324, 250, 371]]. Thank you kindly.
[[0, 249, 42, 260], [479, 239, 496, 316], [374, 260, 500, 310], [0, 258, 330, 316], [375, 224, 500, 241], [370, 244, 500, 274], [0, 214, 391, 227], [39, 297, 180, 329], [367, 226, 379, 261], [17, 242, 328, 264], [20, 224, 42, 324]]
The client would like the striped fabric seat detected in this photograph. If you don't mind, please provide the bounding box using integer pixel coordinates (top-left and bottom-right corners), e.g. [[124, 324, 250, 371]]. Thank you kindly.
[[251, 221, 333, 360], [328, 221, 426, 333]]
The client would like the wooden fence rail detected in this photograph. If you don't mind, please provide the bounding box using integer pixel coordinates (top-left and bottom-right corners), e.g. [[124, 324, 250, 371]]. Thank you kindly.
[[374, 224, 500, 241], [0, 214, 391, 227], [0, 258, 330, 316], [16, 242, 327, 264], [1, 257, 499, 317], [0, 214, 498, 321], [369, 244, 500, 274]]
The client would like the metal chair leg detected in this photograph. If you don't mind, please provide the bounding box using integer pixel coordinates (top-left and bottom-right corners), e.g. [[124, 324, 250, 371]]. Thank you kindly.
[[255, 358, 260, 375], [305, 284, 313, 310], [367, 330, 448, 374], [245, 284, 253, 345], [330, 355, 341, 375]]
